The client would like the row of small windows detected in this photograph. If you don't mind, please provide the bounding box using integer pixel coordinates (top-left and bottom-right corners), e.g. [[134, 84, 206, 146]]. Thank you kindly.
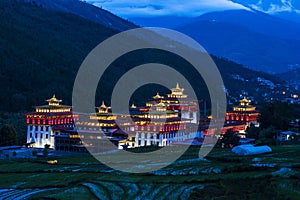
[[29, 125, 74, 131], [36, 108, 71, 113], [29, 126, 50, 131], [135, 124, 186, 132], [137, 140, 159, 146], [29, 133, 49, 139], [26, 118, 74, 125]]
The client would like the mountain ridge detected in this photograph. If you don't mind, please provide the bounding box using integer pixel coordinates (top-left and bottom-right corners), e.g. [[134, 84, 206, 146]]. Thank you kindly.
[[196, 9, 300, 40], [16, 0, 137, 31], [230, 0, 300, 23], [129, 9, 300, 73], [0, 0, 291, 113], [176, 15, 300, 74]]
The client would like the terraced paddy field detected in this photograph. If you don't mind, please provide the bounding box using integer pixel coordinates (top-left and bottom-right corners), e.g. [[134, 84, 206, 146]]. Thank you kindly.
[[0, 145, 299, 199]]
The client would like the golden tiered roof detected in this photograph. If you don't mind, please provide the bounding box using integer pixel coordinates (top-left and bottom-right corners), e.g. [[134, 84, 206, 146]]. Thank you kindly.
[[171, 83, 184, 93], [157, 100, 166, 107], [153, 92, 163, 99], [90, 100, 115, 120], [233, 97, 256, 112], [46, 95, 62, 106], [239, 96, 251, 106], [98, 101, 110, 114], [35, 95, 71, 113], [167, 83, 188, 99]]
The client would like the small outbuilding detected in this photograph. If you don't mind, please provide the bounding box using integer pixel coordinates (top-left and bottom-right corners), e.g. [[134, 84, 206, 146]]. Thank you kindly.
[[278, 131, 298, 142], [232, 144, 272, 156]]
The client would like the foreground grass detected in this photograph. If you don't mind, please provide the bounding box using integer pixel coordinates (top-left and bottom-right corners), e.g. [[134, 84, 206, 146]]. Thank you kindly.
[[0, 145, 299, 199]]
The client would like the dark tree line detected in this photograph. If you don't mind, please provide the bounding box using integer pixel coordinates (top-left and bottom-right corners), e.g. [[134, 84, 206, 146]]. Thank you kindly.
[[0, 125, 17, 146], [219, 129, 240, 148], [258, 101, 300, 131], [243, 101, 300, 145]]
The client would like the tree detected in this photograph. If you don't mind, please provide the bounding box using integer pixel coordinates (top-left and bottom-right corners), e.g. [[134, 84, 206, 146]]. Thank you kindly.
[[258, 102, 300, 131], [245, 123, 260, 139], [0, 125, 17, 146], [32, 149, 37, 156], [42, 148, 48, 157], [43, 144, 50, 157], [256, 126, 276, 145], [220, 129, 240, 148]]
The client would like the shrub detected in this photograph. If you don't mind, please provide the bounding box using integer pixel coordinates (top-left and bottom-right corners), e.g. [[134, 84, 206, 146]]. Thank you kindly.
[[32, 149, 37, 156], [43, 148, 48, 157]]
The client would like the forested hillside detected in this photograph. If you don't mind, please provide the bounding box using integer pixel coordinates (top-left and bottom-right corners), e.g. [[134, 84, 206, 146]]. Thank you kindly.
[[0, 0, 285, 113]]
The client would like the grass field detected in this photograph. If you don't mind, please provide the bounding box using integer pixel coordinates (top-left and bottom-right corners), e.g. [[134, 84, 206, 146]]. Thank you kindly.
[[0, 145, 299, 199]]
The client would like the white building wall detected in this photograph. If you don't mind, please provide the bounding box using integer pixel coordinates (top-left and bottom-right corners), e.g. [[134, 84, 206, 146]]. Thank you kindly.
[[182, 111, 198, 124], [26, 125, 54, 148], [133, 129, 204, 148]]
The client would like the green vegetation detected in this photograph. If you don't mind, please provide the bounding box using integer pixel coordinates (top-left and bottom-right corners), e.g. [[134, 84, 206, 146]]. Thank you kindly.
[[256, 126, 277, 145], [0, 146, 299, 199], [0, 0, 118, 113], [219, 129, 240, 148], [0, 113, 26, 145], [0, 0, 285, 114], [259, 101, 300, 131], [0, 125, 17, 146], [32, 149, 37, 156], [242, 102, 300, 146], [0, 2, 299, 198], [245, 123, 260, 140], [189, 177, 292, 200]]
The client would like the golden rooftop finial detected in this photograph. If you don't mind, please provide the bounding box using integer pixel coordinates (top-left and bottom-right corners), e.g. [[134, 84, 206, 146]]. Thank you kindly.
[[240, 96, 250, 102], [157, 100, 165, 107], [171, 83, 185, 94], [153, 92, 163, 99], [100, 101, 106, 108], [46, 94, 62, 102], [46, 94, 62, 106]]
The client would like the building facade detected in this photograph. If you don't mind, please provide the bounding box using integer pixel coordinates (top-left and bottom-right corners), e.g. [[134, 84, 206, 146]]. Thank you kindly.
[[25, 95, 78, 149], [226, 97, 259, 125], [119, 84, 200, 148], [26, 85, 256, 151]]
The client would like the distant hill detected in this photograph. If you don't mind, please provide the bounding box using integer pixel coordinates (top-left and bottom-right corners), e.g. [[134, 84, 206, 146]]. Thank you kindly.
[[231, 0, 300, 24], [129, 10, 300, 73], [0, 0, 287, 112], [196, 10, 300, 40], [17, 0, 137, 31], [176, 10, 300, 74], [273, 12, 300, 24], [129, 16, 195, 29], [131, 9, 300, 41], [279, 68, 300, 88]]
